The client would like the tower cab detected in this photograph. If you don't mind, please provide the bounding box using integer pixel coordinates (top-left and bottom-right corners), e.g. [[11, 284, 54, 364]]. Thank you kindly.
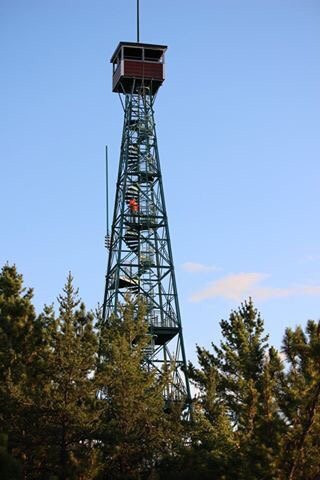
[[110, 42, 167, 95]]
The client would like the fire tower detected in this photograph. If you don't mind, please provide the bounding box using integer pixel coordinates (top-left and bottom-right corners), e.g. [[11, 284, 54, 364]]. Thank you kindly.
[[103, 41, 191, 412]]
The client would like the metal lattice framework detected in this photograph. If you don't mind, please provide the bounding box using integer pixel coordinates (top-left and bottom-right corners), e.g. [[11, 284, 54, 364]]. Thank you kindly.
[[103, 87, 191, 412]]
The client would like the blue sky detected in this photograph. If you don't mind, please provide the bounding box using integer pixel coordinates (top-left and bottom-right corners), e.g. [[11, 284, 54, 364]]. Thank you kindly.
[[1, 0, 320, 361]]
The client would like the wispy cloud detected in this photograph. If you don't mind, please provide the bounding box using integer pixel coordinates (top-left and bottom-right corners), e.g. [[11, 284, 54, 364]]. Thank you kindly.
[[181, 262, 219, 273], [190, 272, 320, 303], [190, 273, 266, 301]]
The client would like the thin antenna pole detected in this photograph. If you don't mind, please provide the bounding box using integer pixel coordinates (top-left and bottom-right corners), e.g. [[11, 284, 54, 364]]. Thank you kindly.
[[105, 145, 109, 236], [137, 0, 140, 43]]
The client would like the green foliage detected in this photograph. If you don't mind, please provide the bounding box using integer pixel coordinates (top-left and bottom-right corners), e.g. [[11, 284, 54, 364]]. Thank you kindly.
[[97, 301, 183, 479], [0, 266, 185, 479], [280, 320, 320, 479], [0, 433, 22, 480], [188, 299, 285, 480], [0, 269, 101, 479], [0, 265, 37, 425], [33, 272, 101, 479], [1, 265, 320, 479]]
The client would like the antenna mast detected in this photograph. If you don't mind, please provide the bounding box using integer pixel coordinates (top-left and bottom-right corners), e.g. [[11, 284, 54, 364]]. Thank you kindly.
[[105, 145, 110, 249], [137, 0, 140, 42]]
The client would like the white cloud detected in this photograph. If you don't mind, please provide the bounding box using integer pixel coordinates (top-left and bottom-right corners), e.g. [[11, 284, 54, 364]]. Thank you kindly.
[[190, 272, 320, 303], [181, 262, 219, 273], [300, 285, 320, 295], [190, 272, 267, 301]]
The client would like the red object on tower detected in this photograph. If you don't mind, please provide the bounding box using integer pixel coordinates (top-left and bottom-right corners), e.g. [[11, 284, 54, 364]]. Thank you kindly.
[[128, 198, 139, 213]]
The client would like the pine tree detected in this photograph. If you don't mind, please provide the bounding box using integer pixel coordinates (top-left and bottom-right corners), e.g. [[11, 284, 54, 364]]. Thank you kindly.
[[0, 433, 22, 480], [37, 272, 101, 480], [0, 264, 40, 472], [280, 320, 320, 480], [188, 299, 285, 480], [0, 265, 36, 412], [1, 271, 101, 479], [187, 345, 236, 479], [97, 301, 182, 480]]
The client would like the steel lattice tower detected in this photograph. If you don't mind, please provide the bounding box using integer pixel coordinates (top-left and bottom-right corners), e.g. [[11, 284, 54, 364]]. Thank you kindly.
[[103, 42, 191, 412]]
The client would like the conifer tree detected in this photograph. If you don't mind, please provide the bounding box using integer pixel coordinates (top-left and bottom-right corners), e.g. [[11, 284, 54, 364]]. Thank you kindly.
[[188, 299, 285, 480], [0, 264, 40, 471], [36, 272, 101, 480], [97, 301, 182, 480], [280, 320, 320, 480], [0, 433, 22, 480], [4, 264, 320, 479], [187, 345, 235, 479], [0, 265, 36, 408], [1, 270, 101, 479]]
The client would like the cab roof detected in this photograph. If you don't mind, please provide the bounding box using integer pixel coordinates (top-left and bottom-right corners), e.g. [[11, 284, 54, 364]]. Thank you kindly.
[[110, 41, 168, 63]]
